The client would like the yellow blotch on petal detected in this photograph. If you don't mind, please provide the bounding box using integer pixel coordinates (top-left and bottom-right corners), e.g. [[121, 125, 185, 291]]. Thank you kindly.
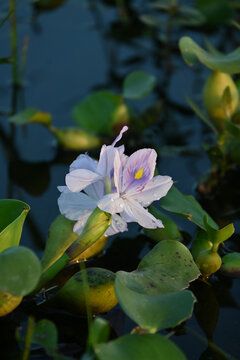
[[134, 168, 144, 179]]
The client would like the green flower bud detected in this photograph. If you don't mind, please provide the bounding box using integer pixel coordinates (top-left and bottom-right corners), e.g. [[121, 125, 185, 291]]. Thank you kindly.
[[196, 250, 222, 278], [66, 208, 111, 262], [203, 71, 239, 132]]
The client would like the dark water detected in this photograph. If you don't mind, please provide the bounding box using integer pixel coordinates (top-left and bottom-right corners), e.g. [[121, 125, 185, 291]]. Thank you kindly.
[[0, 1, 240, 359]]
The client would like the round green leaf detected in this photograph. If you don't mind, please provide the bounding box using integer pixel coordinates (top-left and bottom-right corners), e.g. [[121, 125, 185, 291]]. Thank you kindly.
[[115, 241, 199, 331], [221, 252, 240, 276], [50, 127, 100, 150], [123, 71, 156, 100], [0, 246, 41, 296], [72, 90, 129, 136], [0, 199, 30, 252], [95, 334, 186, 360], [32, 319, 58, 352], [48, 267, 117, 315], [9, 108, 52, 126]]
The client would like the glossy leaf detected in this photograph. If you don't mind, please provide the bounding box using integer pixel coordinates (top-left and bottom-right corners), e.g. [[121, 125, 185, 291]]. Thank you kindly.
[[95, 334, 186, 360], [72, 90, 130, 136], [0, 199, 30, 252], [191, 230, 213, 260], [41, 215, 78, 272], [160, 186, 218, 231], [221, 252, 240, 277], [179, 36, 240, 74], [0, 246, 41, 296], [145, 206, 182, 242], [115, 241, 199, 331], [41, 215, 108, 272], [9, 108, 52, 126], [123, 71, 156, 100], [48, 267, 118, 315], [0, 291, 22, 317], [50, 126, 100, 150]]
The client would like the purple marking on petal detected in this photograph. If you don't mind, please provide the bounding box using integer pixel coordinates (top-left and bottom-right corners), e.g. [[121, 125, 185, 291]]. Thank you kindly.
[[122, 149, 157, 194], [130, 175, 173, 206]]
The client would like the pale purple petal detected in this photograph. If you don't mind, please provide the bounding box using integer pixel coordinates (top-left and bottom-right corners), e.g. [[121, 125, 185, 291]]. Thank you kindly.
[[123, 198, 163, 229], [58, 191, 97, 220], [84, 181, 105, 200], [58, 185, 68, 193], [122, 149, 157, 194], [98, 192, 125, 214], [66, 169, 101, 192], [113, 149, 123, 194], [129, 175, 173, 206], [70, 154, 97, 172], [111, 126, 128, 146], [105, 214, 128, 236], [97, 145, 115, 178], [73, 212, 92, 234]]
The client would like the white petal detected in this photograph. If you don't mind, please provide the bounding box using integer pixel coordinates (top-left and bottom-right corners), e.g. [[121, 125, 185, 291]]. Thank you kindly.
[[123, 198, 163, 229], [130, 175, 173, 206], [105, 214, 128, 236], [73, 212, 92, 234], [98, 192, 125, 215], [84, 181, 105, 200], [66, 169, 101, 192], [57, 186, 68, 193], [58, 191, 97, 220], [70, 154, 98, 172]]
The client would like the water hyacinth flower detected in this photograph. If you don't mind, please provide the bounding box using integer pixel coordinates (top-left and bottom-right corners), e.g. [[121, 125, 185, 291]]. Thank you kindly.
[[58, 126, 173, 236]]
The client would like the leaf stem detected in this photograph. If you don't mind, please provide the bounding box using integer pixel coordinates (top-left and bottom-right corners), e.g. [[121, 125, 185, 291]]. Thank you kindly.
[[22, 317, 35, 360]]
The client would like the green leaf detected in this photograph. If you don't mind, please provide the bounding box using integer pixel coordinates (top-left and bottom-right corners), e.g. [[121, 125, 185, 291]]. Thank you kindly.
[[41, 215, 107, 272], [72, 90, 130, 136], [48, 267, 117, 315], [191, 230, 213, 260], [225, 120, 240, 139], [41, 215, 78, 272], [145, 206, 182, 242], [196, 0, 234, 27], [88, 318, 110, 348], [9, 108, 52, 126], [115, 241, 199, 331], [207, 223, 234, 247], [50, 126, 100, 150], [160, 186, 218, 231], [179, 36, 240, 74], [32, 319, 58, 353], [95, 334, 186, 360], [186, 96, 217, 133], [0, 199, 30, 252], [0, 246, 41, 296], [221, 252, 240, 276], [123, 71, 156, 100]]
